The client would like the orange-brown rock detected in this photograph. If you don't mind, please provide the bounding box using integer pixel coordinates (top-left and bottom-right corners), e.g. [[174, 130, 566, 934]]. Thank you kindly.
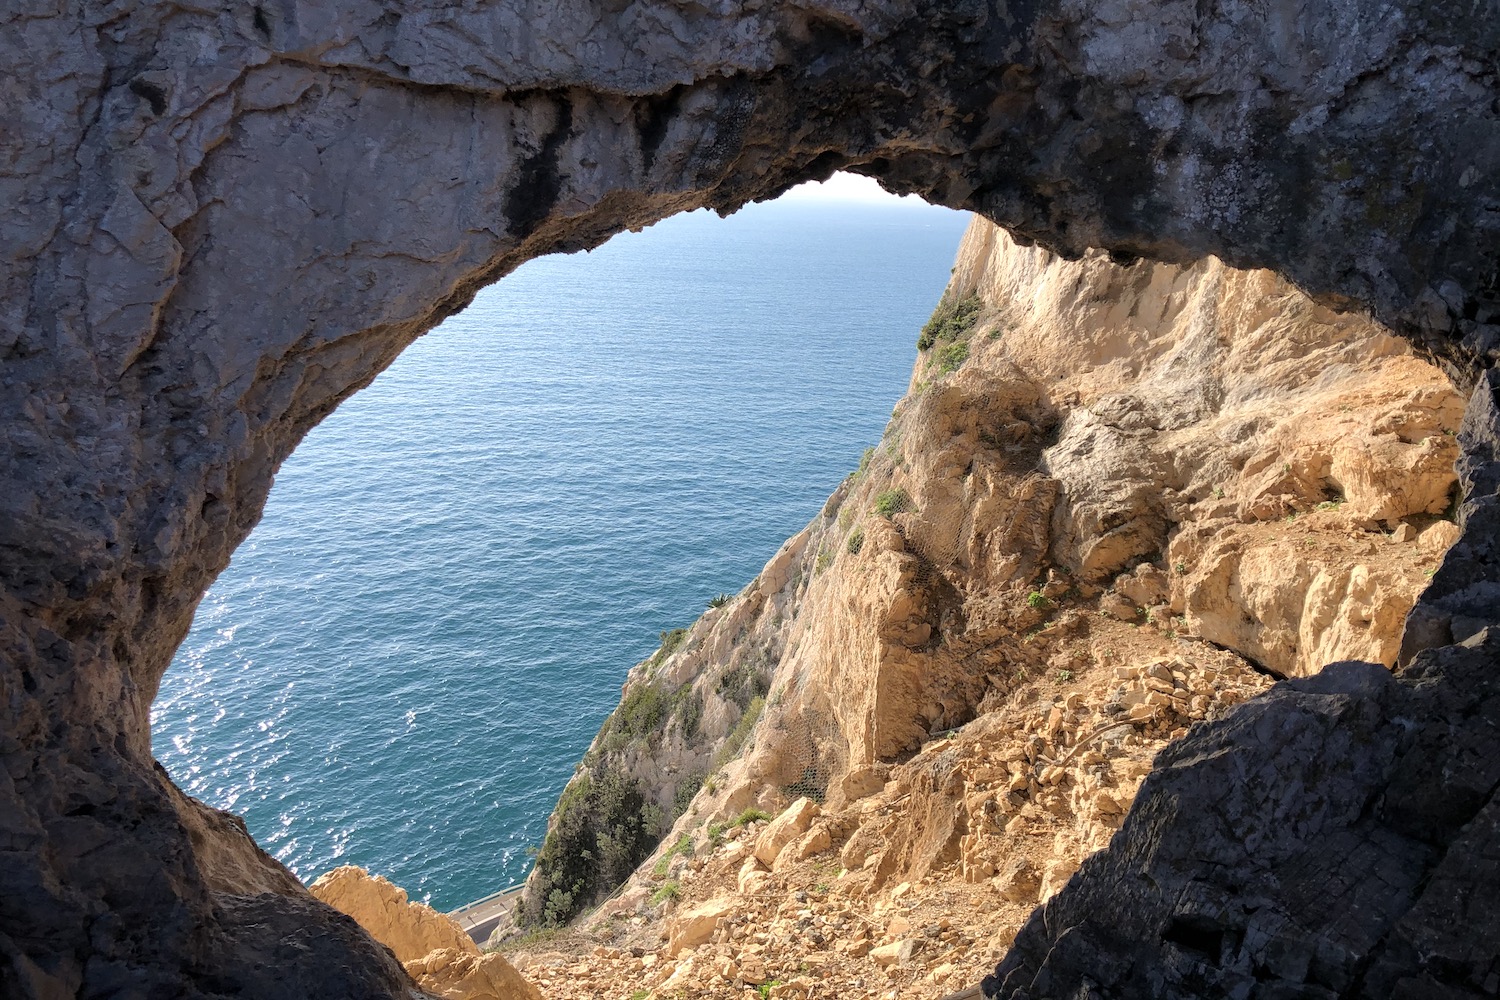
[[406, 950, 545, 1000], [310, 866, 478, 962], [310, 866, 541, 1000]]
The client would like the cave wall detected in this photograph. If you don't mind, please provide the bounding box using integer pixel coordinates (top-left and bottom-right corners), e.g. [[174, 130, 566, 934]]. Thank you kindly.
[[3, 0, 1499, 995]]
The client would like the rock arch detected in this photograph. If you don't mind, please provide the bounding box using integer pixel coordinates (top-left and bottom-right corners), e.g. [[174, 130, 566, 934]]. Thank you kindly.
[[3, 0, 1498, 995]]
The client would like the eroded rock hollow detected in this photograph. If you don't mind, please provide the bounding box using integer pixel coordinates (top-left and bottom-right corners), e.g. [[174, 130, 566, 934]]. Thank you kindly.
[[3, 0, 1499, 995]]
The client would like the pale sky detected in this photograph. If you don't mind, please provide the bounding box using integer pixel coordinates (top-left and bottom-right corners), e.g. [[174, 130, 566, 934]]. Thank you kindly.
[[778, 171, 925, 203]]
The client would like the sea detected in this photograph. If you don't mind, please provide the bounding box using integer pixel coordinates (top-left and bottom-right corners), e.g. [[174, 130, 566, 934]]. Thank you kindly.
[[150, 190, 971, 912]]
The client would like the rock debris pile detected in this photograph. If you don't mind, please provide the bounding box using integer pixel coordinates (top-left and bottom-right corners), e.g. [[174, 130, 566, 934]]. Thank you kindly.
[[505, 621, 1276, 999]]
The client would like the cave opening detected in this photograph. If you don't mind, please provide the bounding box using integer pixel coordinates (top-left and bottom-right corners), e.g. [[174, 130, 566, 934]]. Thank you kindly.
[[148, 179, 970, 912]]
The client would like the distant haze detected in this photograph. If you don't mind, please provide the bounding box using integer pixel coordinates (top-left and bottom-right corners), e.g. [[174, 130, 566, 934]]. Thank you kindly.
[[779, 171, 925, 203]]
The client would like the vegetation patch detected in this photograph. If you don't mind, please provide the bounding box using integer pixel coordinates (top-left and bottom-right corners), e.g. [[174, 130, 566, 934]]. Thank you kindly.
[[938, 338, 970, 373], [711, 695, 765, 772], [731, 807, 772, 827], [673, 770, 705, 816], [521, 764, 661, 927], [604, 677, 703, 755], [846, 526, 865, 555], [917, 295, 982, 351], [874, 488, 911, 518], [717, 658, 770, 710], [652, 833, 695, 877], [649, 627, 688, 668]]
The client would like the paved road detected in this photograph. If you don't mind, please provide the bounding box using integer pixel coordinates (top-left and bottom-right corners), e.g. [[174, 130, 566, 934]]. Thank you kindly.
[[449, 885, 525, 946]]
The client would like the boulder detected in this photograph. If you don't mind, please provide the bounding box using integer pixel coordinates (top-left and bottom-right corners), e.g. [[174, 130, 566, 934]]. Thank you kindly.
[[665, 897, 738, 957], [309, 866, 477, 962], [753, 798, 821, 867], [404, 950, 544, 1000]]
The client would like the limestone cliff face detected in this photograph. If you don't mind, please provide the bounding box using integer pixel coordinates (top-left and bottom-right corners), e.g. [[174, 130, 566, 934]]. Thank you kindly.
[[6, 0, 1500, 993], [518, 219, 1461, 973]]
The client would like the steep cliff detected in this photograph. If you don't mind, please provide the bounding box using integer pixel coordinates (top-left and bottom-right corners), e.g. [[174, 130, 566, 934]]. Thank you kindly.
[[7, 0, 1500, 993], [502, 218, 1465, 997]]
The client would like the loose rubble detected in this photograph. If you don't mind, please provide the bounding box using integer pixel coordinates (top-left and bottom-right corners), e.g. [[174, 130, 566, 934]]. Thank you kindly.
[[504, 616, 1273, 999]]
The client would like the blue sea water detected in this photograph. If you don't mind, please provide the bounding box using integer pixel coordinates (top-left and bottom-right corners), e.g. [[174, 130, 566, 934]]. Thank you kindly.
[[150, 195, 970, 912]]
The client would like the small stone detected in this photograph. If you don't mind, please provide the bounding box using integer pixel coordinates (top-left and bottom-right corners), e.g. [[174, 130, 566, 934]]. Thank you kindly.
[[1100, 592, 1138, 621]]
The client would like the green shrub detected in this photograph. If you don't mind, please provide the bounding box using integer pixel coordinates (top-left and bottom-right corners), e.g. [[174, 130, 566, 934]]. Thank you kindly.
[[856, 446, 875, 478], [652, 833, 694, 876], [650, 627, 688, 667], [521, 764, 659, 927], [846, 526, 865, 555], [672, 771, 704, 817], [874, 488, 910, 517], [716, 660, 770, 711], [651, 880, 681, 905], [605, 677, 703, 753], [614, 683, 671, 741], [674, 687, 703, 741], [708, 593, 731, 609], [938, 339, 970, 373], [731, 807, 772, 828], [1026, 590, 1050, 610], [917, 295, 982, 351]]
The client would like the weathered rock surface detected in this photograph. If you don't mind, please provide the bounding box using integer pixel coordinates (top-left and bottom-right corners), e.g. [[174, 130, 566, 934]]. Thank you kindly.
[[665, 897, 739, 958], [310, 866, 542, 1000], [985, 375, 1500, 999], [405, 949, 543, 1000], [709, 220, 1458, 820], [754, 798, 822, 868], [309, 866, 480, 963], [5, 0, 1500, 994]]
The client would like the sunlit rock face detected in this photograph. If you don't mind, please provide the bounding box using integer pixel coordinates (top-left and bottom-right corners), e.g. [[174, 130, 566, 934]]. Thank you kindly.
[[2, 0, 1498, 995]]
